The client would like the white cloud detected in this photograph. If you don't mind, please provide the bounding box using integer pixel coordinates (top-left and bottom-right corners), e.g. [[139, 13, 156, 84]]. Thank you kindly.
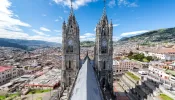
[[94, 27, 96, 32], [108, 0, 116, 8], [55, 19, 59, 22], [0, 0, 62, 43], [54, 30, 61, 33], [32, 29, 49, 36], [42, 14, 47, 17], [40, 27, 51, 32], [53, 0, 98, 9], [28, 35, 62, 43], [113, 24, 120, 27], [0, 0, 30, 37], [120, 30, 149, 37], [80, 33, 95, 41], [0, 0, 31, 32], [64, 10, 68, 13], [118, 0, 138, 7], [113, 36, 120, 41], [59, 16, 63, 20], [55, 16, 63, 22]]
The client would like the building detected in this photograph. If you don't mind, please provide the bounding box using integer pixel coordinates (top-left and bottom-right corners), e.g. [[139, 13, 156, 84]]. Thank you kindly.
[[61, 2, 80, 88], [59, 0, 114, 100], [148, 66, 170, 79], [94, 1, 113, 95], [113, 60, 143, 75], [26, 69, 61, 89], [139, 47, 175, 61], [0, 66, 19, 85]]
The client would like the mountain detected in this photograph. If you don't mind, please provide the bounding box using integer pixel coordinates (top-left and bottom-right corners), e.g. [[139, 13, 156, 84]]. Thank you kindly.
[[80, 41, 95, 47], [118, 27, 175, 45], [0, 38, 61, 50]]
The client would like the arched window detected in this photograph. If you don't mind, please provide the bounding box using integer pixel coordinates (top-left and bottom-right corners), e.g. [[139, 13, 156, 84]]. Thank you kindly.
[[67, 40, 73, 53], [103, 61, 106, 69], [69, 61, 71, 69]]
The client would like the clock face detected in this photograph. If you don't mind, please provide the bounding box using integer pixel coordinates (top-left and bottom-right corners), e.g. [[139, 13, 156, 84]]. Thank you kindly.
[[68, 40, 73, 46], [102, 40, 107, 47]]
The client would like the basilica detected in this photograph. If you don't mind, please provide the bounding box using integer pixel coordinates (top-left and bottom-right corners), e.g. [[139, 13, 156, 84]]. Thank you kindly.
[[60, 0, 114, 100]]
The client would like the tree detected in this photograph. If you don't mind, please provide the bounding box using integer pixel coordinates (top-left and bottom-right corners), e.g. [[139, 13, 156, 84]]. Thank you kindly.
[[128, 51, 134, 56], [147, 56, 153, 61]]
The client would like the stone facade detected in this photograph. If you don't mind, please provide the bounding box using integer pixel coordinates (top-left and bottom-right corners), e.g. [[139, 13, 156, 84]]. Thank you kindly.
[[60, 0, 114, 99], [94, 4, 114, 94], [61, 7, 80, 87]]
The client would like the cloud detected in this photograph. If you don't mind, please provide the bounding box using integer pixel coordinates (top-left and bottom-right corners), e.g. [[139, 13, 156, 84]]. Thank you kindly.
[[53, 0, 98, 9], [42, 14, 47, 17], [0, 0, 31, 32], [94, 27, 96, 32], [120, 30, 149, 37], [59, 16, 63, 20], [118, 0, 138, 7], [108, 0, 116, 8], [0, 0, 62, 43], [113, 36, 120, 41], [40, 27, 51, 32], [113, 24, 120, 27], [0, 0, 30, 37], [64, 10, 68, 13], [54, 30, 61, 33], [55, 19, 59, 22], [55, 16, 63, 22], [32, 29, 49, 36], [28, 35, 62, 43], [80, 33, 95, 41]]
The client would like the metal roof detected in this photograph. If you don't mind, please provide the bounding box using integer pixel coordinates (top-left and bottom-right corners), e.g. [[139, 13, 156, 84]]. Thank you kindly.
[[70, 57, 103, 100]]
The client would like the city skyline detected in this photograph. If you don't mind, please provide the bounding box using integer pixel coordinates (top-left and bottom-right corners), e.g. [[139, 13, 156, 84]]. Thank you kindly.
[[1, 0, 175, 43]]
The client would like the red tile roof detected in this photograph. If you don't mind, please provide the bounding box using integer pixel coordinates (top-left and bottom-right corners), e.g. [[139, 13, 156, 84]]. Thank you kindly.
[[0, 66, 12, 72]]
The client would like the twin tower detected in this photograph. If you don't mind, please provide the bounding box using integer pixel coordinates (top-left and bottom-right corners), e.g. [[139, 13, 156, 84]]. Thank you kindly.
[[61, 0, 113, 93]]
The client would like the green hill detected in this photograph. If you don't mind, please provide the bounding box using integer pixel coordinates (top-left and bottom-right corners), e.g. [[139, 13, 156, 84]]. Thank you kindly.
[[80, 41, 95, 47], [118, 27, 175, 44], [0, 38, 61, 50]]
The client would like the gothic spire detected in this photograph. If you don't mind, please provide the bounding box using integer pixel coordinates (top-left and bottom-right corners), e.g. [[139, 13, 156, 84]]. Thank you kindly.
[[101, 0, 108, 23], [70, 0, 74, 15], [103, 0, 106, 16]]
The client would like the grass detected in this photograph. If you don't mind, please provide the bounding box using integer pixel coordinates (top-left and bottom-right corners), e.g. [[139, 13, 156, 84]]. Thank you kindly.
[[36, 97, 42, 100], [0, 96, 5, 100], [166, 69, 175, 76], [159, 94, 173, 100], [0, 93, 19, 100], [28, 89, 51, 94], [126, 72, 140, 81]]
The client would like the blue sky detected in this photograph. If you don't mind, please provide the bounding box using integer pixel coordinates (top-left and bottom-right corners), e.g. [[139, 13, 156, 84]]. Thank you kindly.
[[0, 0, 175, 43]]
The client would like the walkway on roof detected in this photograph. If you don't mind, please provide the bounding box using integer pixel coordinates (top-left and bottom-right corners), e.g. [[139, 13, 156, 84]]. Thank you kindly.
[[70, 56, 104, 100]]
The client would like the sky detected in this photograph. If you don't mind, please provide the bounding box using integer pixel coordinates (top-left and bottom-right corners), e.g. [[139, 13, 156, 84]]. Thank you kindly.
[[0, 0, 175, 43]]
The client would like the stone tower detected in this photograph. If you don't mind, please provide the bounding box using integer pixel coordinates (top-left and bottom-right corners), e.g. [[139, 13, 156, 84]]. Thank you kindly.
[[61, 2, 80, 87], [94, 0, 113, 93]]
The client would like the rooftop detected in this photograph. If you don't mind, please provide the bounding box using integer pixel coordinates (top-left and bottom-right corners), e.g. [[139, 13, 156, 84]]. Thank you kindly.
[[0, 66, 12, 72], [28, 68, 61, 87], [70, 56, 103, 100]]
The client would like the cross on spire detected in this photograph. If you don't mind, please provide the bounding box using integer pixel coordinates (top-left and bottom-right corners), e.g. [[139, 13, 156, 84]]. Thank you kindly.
[[104, 0, 106, 7], [70, 0, 73, 14], [103, 0, 106, 16]]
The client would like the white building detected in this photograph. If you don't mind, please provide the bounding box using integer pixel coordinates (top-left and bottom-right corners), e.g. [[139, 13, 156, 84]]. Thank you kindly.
[[113, 60, 143, 75], [139, 48, 175, 60], [148, 66, 170, 79], [0, 66, 19, 85]]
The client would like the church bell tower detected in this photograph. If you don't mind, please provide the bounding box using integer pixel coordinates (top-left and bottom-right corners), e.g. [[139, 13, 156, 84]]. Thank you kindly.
[[61, 0, 80, 87], [94, 0, 113, 94]]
